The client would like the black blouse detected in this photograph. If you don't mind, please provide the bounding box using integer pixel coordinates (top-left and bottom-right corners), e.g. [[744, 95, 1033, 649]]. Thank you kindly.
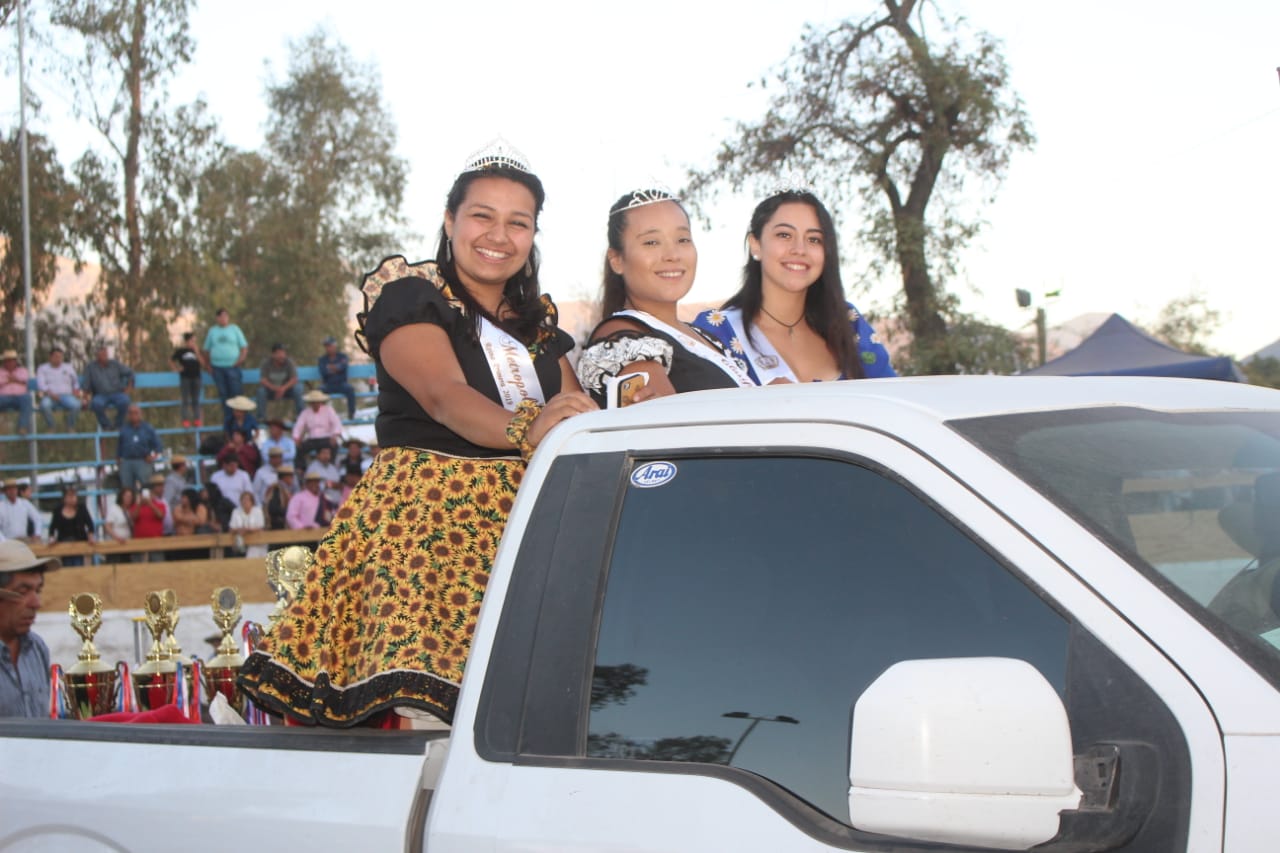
[[49, 505, 94, 543], [362, 274, 575, 457], [582, 316, 742, 408]]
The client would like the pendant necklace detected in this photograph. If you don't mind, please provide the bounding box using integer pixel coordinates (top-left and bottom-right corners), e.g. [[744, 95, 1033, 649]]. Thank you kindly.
[[761, 305, 804, 338]]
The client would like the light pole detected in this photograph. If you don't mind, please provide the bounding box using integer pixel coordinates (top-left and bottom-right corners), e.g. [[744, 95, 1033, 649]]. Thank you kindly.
[[1016, 288, 1061, 368], [722, 710, 799, 765], [17, 0, 36, 469]]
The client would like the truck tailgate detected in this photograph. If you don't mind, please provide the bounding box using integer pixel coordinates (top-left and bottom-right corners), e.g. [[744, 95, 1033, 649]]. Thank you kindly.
[[0, 720, 444, 852]]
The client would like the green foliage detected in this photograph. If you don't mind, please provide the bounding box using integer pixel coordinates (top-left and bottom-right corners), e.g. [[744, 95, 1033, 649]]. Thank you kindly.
[[1244, 357, 1280, 389], [49, 0, 207, 368], [889, 294, 1032, 376], [0, 129, 80, 353], [686, 0, 1033, 374], [193, 30, 408, 363], [1150, 291, 1223, 357]]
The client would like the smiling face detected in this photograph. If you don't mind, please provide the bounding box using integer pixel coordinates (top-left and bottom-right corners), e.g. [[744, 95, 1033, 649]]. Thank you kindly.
[[748, 201, 826, 296], [608, 201, 697, 313], [444, 176, 537, 302]]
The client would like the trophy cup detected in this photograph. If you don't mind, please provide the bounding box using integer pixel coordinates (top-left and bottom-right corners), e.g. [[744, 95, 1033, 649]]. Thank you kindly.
[[202, 586, 245, 713], [161, 589, 190, 665], [265, 546, 312, 625], [132, 590, 179, 711], [61, 592, 120, 719]]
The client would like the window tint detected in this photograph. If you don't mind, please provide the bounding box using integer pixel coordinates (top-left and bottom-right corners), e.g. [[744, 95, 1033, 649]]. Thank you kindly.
[[589, 455, 1069, 824]]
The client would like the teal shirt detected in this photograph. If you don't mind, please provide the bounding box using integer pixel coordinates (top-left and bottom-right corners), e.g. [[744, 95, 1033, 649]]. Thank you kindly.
[[203, 324, 248, 368]]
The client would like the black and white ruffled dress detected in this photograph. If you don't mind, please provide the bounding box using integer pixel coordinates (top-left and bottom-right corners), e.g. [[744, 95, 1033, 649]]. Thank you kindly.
[[576, 309, 754, 407]]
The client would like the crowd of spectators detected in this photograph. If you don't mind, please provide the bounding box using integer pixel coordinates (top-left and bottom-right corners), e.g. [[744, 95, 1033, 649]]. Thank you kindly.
[[0, 312, 376, 561]]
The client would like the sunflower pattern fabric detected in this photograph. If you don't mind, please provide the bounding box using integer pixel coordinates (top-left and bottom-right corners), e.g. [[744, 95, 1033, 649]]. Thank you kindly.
[[239, 446, 521, 725]]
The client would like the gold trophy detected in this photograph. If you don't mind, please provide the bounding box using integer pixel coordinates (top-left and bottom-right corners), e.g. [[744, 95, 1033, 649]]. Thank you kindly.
[[266, 546, 312, 625], [61, 592, 119, 719], [132, 590, 179, 711], [162, 588, 190, 665], [203, 586, 245, 713]]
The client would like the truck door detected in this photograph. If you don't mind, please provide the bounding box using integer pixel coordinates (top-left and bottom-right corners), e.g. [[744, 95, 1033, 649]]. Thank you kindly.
[[439, 422, 1224, 853]]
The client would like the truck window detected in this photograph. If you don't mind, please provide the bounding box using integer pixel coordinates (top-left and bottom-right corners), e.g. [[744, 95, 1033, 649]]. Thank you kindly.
[[587, 455, 1070, 825], [953, 407, 1280, 691]]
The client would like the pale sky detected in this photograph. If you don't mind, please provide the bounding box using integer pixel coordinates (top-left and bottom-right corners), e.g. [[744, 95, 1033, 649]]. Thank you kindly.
[[5, 0, 1278, 358]]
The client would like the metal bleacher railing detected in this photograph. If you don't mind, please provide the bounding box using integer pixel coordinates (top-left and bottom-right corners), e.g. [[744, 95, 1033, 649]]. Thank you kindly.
[[0, 363, 378, 525]]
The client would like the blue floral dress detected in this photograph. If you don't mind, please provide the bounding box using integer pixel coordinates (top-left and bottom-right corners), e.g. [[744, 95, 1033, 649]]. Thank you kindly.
[[691, 304, 896, 384]]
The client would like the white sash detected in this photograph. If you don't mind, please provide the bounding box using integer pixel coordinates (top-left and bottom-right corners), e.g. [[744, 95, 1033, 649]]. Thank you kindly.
[[717, 308, 797, 384], [477, 317, 547, 411], [615, 310, 755, 387]]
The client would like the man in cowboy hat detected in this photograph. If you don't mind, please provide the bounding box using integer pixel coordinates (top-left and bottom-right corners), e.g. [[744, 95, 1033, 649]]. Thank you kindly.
[[0, 540, 60, 717], [293, 389, 343, 459], [253, 446, 284, 506], [259, 417, 296, 469], [286, 470, 331, 530], [222, 395, 259, 443], [0, 479, 42, 543], [0, 348, 34, 436]]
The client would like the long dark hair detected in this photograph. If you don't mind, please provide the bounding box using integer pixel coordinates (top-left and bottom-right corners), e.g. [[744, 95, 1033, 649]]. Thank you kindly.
[[724, 191, 864, 379], [600, 192, 691, 319], [434, 165, 548, 343]]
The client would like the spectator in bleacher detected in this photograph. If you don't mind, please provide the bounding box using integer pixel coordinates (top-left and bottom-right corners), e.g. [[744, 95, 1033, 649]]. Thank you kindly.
[[340, 437, 365, 473], [230, 491, 268, 558], [293, 390, 342, 459], [223, 396, 259, 443], [260, 418, 296, 469], [223, 430, 261, 477], [286, 470, 331, 530], [0, 480, 42, 543], [210, 452, 252, 508], [171, 489, 202, 536], [47, 485, 94, 566], [170, 332, 203, 428], [202, 308, 248, 418], [317, 336, 357, 419], [256, 343, 304, 419], [162, 455, 189, 514], [262, 464, 296, 531], [305, 444, 342, 492], [340, 461, 363, 505], [82, 345, 133, 430], [117, 404, 162, 494], [364, 441, 379, 473], [0, 350, 34, 436], [36, 347, 81, 432], [253, 446, 283, 506], [202, 482, 231, 533], [103, 487, 135, 562], [129, 475, 167, 560]]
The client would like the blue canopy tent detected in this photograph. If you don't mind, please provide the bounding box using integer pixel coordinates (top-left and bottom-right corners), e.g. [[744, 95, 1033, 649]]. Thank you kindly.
[[1023, 314, 1244, 381]]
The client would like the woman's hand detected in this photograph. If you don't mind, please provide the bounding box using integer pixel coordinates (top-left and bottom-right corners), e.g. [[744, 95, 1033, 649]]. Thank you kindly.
[[527, 391, 597, 449]]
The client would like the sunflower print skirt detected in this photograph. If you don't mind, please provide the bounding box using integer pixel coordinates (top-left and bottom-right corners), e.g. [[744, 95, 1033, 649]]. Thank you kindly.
[[238, 446, 522, 726]]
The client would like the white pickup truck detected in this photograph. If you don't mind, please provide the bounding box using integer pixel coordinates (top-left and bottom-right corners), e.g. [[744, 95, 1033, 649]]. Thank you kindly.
[[2, 376, 1279, 853]]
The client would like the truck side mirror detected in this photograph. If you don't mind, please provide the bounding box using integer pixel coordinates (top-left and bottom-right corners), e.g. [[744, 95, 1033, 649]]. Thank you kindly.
[[848, 657, 1081, 851]]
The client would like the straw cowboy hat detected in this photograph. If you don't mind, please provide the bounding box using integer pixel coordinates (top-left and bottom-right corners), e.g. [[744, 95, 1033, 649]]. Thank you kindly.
[[0, 349, 18, 361], [302, 389, 330, 404], [0, 540, 61, 574], [227, 396, 257, 412]]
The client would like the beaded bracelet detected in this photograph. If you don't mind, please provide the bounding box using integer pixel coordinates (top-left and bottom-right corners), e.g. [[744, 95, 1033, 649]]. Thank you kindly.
[[505, 399, 542, 461]]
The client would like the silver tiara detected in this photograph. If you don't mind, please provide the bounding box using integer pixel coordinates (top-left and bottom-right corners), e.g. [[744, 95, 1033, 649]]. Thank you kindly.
[[462, 138, 533, 175], [764, 171, 817, 198], [610, 187, 681, 217]]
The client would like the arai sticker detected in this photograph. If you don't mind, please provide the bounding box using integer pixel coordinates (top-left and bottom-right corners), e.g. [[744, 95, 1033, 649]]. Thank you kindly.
[[630, 461, 678, 489]]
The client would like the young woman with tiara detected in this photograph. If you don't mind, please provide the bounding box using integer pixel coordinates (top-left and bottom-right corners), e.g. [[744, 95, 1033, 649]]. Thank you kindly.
[[691, 188, 895, 384], [239, 141, 596, 727], [575, 188, 755, 406]]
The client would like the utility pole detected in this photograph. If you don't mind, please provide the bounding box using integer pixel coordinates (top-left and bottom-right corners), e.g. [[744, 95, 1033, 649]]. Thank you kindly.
[[17, 0, 37, 469], [1016, 289, 1060, 368]]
